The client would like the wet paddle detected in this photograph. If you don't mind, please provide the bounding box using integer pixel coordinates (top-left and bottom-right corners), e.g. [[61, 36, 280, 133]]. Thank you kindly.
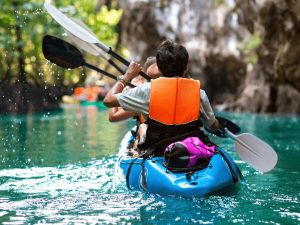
[[207, 116, 278, 172], [44, 2, 150, 81], [65, 18, 125, 74], [42, 35, 135, 88], [225, 129, 278, 173]]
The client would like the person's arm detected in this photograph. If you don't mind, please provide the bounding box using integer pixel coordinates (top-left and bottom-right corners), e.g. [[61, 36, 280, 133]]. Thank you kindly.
[[209, 118, 219, 131], [103, 62, 143, 107], [102, 82, 123, 107], [108, 107, 137, 122], [200, 90, 219, 131]]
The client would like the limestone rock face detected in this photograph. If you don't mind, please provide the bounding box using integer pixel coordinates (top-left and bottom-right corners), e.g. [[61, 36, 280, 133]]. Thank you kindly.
[[119, 0, 300, 114], [120, 1, 164, 61], [120, 0, 246, 105], [232, 0, 300, 113]]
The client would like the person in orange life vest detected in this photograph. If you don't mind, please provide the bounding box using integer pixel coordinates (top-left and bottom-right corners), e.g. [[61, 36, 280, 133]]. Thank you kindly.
[[70, 86, 85, 103], [104, 40, 219, 154], [108, 57, 161, 122], [84, 76, 102, 102], [73, 76, 102, 102]]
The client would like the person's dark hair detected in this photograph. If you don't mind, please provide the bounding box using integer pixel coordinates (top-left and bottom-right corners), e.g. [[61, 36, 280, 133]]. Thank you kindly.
[[156, 40, 189, 77]]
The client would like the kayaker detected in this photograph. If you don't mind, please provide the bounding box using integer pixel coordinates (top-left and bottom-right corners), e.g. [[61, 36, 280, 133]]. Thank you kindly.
[[72, 76, 103, 103], [104, 40, 219, 155]]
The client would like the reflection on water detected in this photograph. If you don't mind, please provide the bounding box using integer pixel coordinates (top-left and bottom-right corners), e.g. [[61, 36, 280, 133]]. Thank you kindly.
[[0, 105, 129, 168], [0, 108, 299, 224]]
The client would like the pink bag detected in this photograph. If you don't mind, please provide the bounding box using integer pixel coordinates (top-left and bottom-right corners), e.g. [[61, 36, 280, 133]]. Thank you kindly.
[[164, 137, 216, 169]]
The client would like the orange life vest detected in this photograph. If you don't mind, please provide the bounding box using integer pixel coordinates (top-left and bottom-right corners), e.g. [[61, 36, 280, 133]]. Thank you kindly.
[[74, 87, 85, 96], [149, 77, 200, 125], [86, 87, 101, 102], [138, 77, 202, 153]]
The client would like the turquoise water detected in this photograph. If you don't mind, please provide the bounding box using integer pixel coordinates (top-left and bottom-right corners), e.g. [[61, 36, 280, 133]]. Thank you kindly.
[[0, 105, 299, 224]]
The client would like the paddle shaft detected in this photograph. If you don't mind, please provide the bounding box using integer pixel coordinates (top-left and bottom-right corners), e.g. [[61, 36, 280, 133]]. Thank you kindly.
[[84, 62, 135, 88], [96, 45, 151, 81], [107, 59, 125, 74]]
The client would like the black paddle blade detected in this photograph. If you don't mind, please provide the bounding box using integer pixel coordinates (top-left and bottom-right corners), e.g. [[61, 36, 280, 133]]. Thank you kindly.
[[205, 116, 241, 138], [216, 116, 241, 134], [42, 35, 84, 69]]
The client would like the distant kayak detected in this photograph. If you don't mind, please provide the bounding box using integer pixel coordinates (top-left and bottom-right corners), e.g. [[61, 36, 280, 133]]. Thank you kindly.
[[80, 100, 106, 109], [117, 131, 243, 197]]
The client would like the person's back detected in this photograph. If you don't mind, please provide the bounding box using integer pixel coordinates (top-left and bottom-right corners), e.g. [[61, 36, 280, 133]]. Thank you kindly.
[[138, 41, 205, 152]]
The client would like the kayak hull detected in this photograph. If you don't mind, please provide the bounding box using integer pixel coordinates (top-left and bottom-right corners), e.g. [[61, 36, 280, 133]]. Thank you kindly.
[[117, 131, 243, 197]]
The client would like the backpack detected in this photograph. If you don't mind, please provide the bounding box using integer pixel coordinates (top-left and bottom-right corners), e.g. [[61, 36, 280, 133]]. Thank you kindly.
[[164, 136, 216, 172]]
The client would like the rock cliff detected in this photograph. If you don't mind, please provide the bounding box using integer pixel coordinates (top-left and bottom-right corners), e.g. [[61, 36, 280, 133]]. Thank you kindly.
[[119, 0, 300, 114]]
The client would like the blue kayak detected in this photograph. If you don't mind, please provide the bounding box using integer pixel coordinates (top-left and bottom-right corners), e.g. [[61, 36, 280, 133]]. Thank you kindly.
[[117, 131, 243, 197]]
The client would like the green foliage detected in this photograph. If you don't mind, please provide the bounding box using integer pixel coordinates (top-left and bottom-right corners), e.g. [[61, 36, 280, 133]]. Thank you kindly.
[[239, 32, 262, 64], [0, 0, 122, 86], [240, 32, 261, 52]]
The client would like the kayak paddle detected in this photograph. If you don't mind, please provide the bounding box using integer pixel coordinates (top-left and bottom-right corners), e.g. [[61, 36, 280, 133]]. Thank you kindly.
[[44, 2, 150, 81], [207, 116, 278, 173], [65, 17, 125, 74], [42, 35, 135, 88], [225, 128, 278, 173]]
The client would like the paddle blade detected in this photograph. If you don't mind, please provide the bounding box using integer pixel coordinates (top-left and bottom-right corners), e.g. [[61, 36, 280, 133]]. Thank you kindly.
[[234, 133, 278, 173], [65, 30, 100, 56], [65, 18, 107, 57], [44, 3, 100, 44], [42, 35, 84, 69], [44, 2, 110, 53]]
